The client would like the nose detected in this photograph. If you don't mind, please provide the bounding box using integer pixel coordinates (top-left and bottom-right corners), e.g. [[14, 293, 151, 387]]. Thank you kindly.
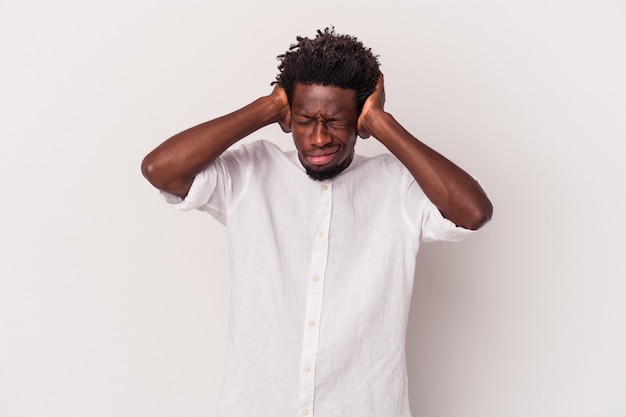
[[312, 121, 332, 147]]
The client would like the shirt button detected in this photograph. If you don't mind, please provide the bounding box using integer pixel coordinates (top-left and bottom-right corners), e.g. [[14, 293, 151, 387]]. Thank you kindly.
[[321, 184, 328, 191], [309, 320, 316, 327], [301, 411, 309, 416], [312, 276, 320, 282], [304, 366, 311, 373], [318, 231, 324, 238]]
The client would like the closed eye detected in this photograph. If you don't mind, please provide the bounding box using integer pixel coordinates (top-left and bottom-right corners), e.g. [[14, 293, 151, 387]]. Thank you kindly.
[[327, 121, 352, 129], [294, 117, 314, 125]]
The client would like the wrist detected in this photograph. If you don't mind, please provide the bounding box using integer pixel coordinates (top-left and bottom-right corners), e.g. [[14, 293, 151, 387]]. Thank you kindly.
[[265, 88, 290, 122], [263, 89, 291, 132]]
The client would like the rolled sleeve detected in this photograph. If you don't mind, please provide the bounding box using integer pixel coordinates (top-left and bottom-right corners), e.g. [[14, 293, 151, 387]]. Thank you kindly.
[[160, 166, 220, 212], [420, 198, 475, 243], [158, 142, 258, 225], [402, 170, 476, 243]]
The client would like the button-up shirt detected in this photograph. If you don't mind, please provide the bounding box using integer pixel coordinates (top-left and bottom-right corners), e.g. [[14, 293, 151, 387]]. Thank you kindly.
[[164, 140, 473, 417]]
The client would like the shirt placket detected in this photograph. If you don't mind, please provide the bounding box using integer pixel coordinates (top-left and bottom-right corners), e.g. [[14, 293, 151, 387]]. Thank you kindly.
[[297, 181, 332, 417]]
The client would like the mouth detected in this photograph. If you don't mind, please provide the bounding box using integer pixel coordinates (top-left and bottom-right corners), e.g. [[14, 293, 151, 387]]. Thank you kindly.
[[304, 146, 340, 166]]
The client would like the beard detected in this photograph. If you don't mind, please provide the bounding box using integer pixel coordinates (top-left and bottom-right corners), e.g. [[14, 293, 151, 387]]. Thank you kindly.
[[305, 164, 345, 181]]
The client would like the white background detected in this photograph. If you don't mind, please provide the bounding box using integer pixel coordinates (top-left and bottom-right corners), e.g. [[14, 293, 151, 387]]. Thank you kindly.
[[1, 0, 625, 416]]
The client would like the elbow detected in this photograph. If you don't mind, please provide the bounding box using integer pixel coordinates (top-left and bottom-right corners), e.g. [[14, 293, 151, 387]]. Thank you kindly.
[[141, 154, 161, 188], [463, 199, 493, 230], [141, 153, 172, 191], [141, 153, 191, 198]]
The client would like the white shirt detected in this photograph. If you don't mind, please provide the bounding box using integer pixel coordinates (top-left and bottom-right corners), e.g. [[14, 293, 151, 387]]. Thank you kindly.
[[164, 140, 473, 417]]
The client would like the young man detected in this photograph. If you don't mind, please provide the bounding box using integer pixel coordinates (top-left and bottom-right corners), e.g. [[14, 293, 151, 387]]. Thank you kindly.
[[142, 28, 492, 417]]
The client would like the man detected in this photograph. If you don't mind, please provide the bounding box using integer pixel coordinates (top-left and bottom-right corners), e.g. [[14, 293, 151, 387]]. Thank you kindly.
[[142, 28, 492, 417]]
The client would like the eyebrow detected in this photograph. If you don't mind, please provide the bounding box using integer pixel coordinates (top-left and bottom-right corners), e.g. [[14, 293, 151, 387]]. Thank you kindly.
[[294, 111, 343, 121]]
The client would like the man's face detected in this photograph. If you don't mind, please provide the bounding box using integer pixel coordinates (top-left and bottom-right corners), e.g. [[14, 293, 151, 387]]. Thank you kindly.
[[290, 83, 359, 181]]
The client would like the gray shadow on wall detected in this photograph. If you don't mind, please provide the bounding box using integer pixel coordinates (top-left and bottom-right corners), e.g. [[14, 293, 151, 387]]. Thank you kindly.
[[406, 240, 490, 416]]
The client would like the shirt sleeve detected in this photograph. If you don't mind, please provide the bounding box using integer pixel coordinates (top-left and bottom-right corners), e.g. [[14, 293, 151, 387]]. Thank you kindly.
[[402, 169, 476, 243], [160, 143, 254, 225]]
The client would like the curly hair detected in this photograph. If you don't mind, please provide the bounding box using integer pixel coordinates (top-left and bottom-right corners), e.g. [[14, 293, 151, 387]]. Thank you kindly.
[[274, 27, 380, 112]]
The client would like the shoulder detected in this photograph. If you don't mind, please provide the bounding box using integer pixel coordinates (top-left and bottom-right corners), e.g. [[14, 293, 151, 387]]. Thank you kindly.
[[348, 152, 408, 179], [226, 139, 284, 158], [218, 140, 289, 167], [222, 140, 304, 180], [332, 153, 414, 199]]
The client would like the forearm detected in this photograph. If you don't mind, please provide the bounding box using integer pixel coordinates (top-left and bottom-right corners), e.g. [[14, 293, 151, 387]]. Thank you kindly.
[[141, 94, 284, 197], [365, 109, 492, 229]]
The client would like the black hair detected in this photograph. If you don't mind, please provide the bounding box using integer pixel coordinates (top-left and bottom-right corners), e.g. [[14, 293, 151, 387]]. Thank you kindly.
[[274, 27, 380, 112]]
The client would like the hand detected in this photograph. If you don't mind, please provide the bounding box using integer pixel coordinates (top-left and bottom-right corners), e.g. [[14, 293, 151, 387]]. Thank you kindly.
[[357, 73, 385, 139], [269, 84, 292, 133]]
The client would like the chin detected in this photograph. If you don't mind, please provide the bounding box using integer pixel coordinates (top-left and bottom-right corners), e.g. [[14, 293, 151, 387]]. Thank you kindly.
[[305, 165, 344, 181]]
